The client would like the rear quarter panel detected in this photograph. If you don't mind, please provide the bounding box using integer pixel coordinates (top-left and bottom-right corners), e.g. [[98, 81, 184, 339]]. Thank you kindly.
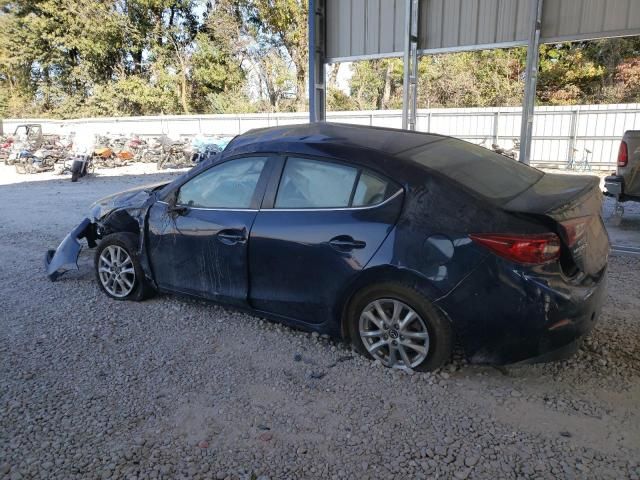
[[371, 168, 550, 298]]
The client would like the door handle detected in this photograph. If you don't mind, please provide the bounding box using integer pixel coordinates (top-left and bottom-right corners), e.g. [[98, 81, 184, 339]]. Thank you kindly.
[[217, 228, 247, 245], [328, 235, 366, 252]]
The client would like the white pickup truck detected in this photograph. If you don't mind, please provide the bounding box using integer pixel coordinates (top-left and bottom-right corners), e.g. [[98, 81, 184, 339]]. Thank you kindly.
[[605, 130, 640, 205]]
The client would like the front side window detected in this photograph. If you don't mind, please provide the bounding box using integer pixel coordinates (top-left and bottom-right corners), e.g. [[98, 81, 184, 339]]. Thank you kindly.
[[275, 157, 358, 208], [177, 157, 267, 209]]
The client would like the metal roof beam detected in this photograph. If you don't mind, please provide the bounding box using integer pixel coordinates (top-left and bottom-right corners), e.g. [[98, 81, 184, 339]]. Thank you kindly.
[[519, 0, 543, 165]]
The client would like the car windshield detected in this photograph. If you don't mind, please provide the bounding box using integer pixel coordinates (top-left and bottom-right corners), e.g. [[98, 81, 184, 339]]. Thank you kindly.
[[400, 138, 544, 203]]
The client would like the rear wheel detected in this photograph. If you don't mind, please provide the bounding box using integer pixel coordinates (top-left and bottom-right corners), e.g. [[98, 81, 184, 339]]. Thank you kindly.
[[347, 283, 453, 371], [94, 233, 154, 301]]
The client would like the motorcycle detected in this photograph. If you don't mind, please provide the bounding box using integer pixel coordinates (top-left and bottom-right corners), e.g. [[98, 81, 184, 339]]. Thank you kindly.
[[188, 135, 232, 164], [191, 143, 222, 164], [139, 136, 164, 163], [157, 139, 189, 170], [14, 147, 60, 174], [66, 135, 96, 182]]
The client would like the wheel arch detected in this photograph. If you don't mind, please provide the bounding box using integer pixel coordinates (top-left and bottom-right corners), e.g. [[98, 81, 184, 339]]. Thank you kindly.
[[99, 208, 142, 237], [337, 265, 450, 340]]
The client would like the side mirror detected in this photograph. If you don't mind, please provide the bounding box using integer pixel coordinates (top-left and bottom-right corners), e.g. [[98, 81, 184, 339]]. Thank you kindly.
[[168, 205, 188, 216], [166, 192, 188, 215]]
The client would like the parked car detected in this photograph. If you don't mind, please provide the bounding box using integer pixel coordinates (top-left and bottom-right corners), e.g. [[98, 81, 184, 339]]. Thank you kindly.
[[45, 123, 609, 371], [604, 130, 640, 212]]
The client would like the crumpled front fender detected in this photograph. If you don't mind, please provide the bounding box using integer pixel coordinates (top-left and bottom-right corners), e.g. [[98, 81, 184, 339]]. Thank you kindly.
[[45, 218, 96, 281]]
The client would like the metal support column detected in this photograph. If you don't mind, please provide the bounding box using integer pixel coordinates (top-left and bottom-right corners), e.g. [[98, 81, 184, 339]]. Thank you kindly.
[[519, 0, 543, 164], [309, 0, 326, 123], [402, 0, 419, 130]]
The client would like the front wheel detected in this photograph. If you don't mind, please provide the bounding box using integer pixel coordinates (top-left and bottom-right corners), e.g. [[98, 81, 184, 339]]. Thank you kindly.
[[346, 283, 453, 371], [94, 233, 154, 301]]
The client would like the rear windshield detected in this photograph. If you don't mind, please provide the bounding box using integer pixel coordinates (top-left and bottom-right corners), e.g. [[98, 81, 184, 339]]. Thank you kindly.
[[401, 138, 544, 203]]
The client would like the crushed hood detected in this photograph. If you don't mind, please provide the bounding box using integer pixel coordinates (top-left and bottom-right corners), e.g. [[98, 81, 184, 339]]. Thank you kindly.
[[89, 181, 169, 221]]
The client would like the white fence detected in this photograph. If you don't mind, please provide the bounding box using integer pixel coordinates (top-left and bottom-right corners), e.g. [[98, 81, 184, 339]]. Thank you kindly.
[[3, 103, 639, 170]]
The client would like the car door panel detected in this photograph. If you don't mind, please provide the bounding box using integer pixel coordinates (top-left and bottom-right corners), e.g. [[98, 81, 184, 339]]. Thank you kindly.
[[147, 204, 256, 305], [145, 156, 271, 305], [248, 193, 404, 324]]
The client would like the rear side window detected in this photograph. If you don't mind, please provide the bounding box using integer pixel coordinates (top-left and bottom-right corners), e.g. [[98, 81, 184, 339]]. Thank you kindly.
[[353, 171, 389, 207], [402, 138, 543, 202], [275, 157, 398, 209], [275, 157, 357, 208]]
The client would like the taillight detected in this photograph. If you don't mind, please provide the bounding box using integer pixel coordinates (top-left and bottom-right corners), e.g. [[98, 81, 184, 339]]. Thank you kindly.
[[470, 233, 561, 265], [617, 141, 628, 167]]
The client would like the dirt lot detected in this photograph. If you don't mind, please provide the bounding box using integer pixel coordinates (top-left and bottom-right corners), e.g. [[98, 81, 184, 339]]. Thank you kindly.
[[1, 164, 639, 480]]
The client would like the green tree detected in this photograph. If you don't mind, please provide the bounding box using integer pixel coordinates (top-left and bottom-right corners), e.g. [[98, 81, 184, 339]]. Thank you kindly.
[[245, 0, 308, 107], [350, 59, 403, 110]]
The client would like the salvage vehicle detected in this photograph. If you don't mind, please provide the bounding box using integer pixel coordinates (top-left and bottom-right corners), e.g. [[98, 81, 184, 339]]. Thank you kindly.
[[45, 123, 609, 371], [5, 124, 44, 165], [604, 130, 640, 215]]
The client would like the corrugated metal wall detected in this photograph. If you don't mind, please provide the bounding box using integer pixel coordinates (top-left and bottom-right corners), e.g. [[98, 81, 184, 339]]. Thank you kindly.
[[541, 0, 640, 42], [418, 0, 532, 51], [325, 0, 640, 61], [326, 0, 406, 60]]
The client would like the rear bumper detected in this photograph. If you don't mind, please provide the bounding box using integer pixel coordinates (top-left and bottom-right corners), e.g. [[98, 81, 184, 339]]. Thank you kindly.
[[436, 258, 607, 365], [604, 175, 623, 196]]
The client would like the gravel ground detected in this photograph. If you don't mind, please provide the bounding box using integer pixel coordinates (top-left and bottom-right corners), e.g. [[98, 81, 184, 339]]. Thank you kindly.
[[1, 164, 639, 480]]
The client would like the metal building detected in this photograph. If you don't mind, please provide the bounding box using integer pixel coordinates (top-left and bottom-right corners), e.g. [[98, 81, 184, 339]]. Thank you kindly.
[[309, 0, 640, 163]]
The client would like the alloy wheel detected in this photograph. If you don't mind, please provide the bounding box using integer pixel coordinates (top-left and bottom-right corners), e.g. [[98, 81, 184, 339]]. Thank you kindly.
[[98, 245, 136, 298], [359, 298, 430, 369]]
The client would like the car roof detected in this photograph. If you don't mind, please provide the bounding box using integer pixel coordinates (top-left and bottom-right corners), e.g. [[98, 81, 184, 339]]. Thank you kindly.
[[224, 122, 449, 167]]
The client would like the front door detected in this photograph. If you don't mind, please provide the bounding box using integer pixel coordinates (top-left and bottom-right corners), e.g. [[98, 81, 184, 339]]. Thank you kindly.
[[147, 156, 271, 305], [249, 156, 403, 325]]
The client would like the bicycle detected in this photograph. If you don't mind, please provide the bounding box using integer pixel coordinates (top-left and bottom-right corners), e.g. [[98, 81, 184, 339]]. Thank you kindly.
[[567, 147, 592, 171]]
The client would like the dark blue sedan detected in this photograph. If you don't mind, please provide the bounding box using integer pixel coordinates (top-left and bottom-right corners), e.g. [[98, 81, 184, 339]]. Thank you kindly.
[[46, 123, 610, 371]]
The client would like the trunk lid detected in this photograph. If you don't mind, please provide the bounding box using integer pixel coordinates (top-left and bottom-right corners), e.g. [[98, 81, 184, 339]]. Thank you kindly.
[[503, 173, 609, 275]]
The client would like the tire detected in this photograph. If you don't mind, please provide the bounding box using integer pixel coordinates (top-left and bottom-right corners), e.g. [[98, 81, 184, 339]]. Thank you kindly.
[[346, 282, 453, 372], [71, 159, 83, 182], [94, 233, 154, 301]]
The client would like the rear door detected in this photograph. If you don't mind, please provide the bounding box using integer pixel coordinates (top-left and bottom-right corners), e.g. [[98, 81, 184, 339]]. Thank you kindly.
[[248, 156, 403, 325]]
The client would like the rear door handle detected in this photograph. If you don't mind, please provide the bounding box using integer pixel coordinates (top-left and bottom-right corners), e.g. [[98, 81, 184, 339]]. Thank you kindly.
[[217, 228, 247, 245], [328, 235, 366, 252]]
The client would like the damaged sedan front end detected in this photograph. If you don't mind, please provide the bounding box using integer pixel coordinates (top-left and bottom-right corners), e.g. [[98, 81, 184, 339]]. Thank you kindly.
[[45, 182, 169, 281]]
